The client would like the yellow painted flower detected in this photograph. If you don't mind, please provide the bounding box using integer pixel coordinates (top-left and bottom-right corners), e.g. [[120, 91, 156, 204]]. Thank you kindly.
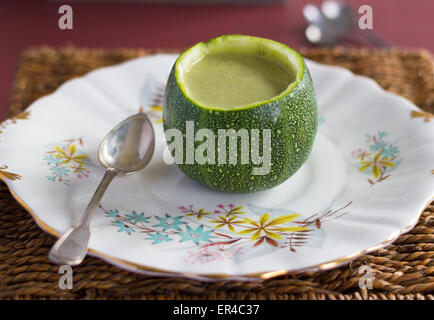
[[357, 150, 372, 161], [359, 152, 395, 179], [0, 165, 21, 181], [151, 105, 163, 123], [70, 163, 88, 174], [10, 111, 31, 122], [209, 216, 246, 232], [186, 208, 212, 221], [238, 213, 307, 241], [411, 110, 434, 122], [54, 144, 87, 165], [151, 105, 163, 112]]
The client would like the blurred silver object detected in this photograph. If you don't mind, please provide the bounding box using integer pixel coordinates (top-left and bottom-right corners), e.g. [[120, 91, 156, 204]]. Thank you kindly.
[[303, 1, 388, 47]]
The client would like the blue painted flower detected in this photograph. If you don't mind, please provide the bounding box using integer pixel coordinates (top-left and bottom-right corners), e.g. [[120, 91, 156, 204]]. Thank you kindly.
[[126, 211, 149, 223], [44, 154, 62, 166], [113, 221, 134, 235], [370, 141, 387, 152], [47, 176, 56, 182], [147, 232, 171, 244], [179, 225, 214, 245], [378, 131, 387, 139], [50, 166, 70, 177], [154, 214, 184, 231], [106, 209, 119, 218], [382, 144, 399, 158]]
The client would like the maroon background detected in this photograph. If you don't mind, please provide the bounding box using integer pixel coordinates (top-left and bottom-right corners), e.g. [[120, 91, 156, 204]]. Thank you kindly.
[[1, 0, 433, 121]]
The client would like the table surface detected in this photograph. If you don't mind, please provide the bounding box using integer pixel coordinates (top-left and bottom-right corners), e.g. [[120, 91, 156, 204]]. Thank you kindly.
[[0, 0, 433, 121]]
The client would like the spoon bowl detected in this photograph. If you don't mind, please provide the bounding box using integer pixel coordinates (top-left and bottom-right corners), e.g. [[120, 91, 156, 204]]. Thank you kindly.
[[99, 113, 155, 174]]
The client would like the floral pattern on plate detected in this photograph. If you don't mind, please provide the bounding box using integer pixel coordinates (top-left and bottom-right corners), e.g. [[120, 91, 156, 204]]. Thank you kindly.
[[43, 137, 92, 185], [99, 201, 351, 263], [0, 111, 30, 181], [411, 110, 434, 123], [352, 131, 402, 185]]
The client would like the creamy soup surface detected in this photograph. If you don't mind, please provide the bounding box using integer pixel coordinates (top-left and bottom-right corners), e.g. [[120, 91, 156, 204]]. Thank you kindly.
[[183, 53, 293, 108]]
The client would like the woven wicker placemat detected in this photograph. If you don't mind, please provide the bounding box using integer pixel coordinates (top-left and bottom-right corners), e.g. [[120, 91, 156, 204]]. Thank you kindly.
[[0, 46, 433, 300]]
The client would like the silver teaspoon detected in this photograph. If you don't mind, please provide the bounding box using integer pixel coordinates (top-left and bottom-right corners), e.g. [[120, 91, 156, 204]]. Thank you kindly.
[[49, 113, 155, 266]]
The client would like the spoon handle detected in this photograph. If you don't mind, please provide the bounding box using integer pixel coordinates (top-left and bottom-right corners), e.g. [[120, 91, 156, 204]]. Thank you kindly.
[[48, 168, 117, 265], [80, 168, 118, 226]]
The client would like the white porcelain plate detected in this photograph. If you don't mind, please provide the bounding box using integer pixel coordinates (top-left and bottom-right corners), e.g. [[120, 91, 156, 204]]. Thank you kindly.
[[0, 54, 433, 281]]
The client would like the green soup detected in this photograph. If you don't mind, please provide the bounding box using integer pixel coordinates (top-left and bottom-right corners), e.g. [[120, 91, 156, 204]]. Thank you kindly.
[[183, 52, 293, 108]]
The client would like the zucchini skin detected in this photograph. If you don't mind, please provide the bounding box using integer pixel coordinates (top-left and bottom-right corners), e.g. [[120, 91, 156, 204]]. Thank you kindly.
[[163, 63, 317, 193]]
